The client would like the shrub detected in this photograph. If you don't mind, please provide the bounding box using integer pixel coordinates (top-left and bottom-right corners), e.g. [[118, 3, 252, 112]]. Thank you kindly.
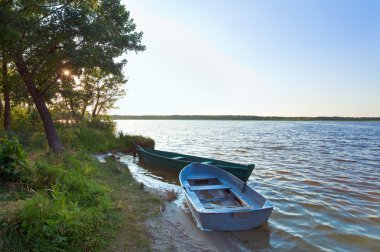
[[0, 136, 27, 181], [5, 153, 113, 251], [86, 117, 116, 131], [116, 132, 155, 149], [61, 169, 111, 208], [13, 131, 47, 150], [57, 124, 115, 153], [11, 107, 44, 133], [32, 161, 64, 189], [20, 190, 111, 251]]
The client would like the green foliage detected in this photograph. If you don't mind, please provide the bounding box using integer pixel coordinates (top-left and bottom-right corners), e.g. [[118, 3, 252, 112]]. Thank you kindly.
[[86, 117, 116, 131], [59, 125, 116, 153], [53, 68, 127, 120], [0, 135, 27, 181], [1, 0, 146, 151], [0, 122, 157, 251], [1, 152, 114, 251], [20, 190, 111, 251], [32, 161, 64, 189], [0, 200, 29, 251], [116, 131, 155, 149], [0, 185, 30, 202], [57, 118, 155, 152], [11, 107, 44, 133], [95, 159, 161, 251], [7, 110, 155, 153], [13, 131, 47, 151]]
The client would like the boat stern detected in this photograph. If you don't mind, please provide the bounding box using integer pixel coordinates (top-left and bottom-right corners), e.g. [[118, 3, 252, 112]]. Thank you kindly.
[[197, 208, 272, 231]]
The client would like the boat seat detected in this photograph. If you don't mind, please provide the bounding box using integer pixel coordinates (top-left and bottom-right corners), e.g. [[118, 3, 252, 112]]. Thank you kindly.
[[171, 156, 186, 160], [186, 176, 218, 180], [199, 197, 229, 203], [188, 184, 231, 191], [204, 205, 254, 210]]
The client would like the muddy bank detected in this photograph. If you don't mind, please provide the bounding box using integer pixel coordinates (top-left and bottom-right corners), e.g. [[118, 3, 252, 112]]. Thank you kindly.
[[111, 154, 271, 252], [145, 203, 216, 251], [145, 200, 272, 252]]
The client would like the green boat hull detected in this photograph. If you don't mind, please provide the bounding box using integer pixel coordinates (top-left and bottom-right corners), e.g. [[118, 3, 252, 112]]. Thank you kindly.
[[136, 145, 254, 182]]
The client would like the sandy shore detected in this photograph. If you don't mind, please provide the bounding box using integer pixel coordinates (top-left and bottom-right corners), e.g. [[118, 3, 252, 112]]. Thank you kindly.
[[145, 202, 244, 252], [145, 199, 271, 252], [112, 154, 271, 251]]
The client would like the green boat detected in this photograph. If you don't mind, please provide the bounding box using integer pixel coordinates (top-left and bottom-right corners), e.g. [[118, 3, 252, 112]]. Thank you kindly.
[[136, 145, 254, 182]]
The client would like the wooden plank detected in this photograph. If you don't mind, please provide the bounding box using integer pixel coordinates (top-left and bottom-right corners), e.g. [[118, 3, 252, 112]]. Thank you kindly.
[[186, 176, 218, 180], [188, 185, 231, 191]]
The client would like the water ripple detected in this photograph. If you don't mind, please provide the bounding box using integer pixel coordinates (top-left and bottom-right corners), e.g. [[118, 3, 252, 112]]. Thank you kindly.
[[116, 120, 380, 251]]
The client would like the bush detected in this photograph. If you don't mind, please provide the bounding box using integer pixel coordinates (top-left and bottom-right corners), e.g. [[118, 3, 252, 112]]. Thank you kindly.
[[57, 123, 155, 153], [116, 131, 155, 149], [20, 189, 111, 251], [86, 117, 116, 131], [0, 135, 27, 181], [14, 131, 47, 150], [61, 169, 111, 208], [3, 152, 113, 251], [32, 161, 64, 189], [1, 116, 158, 251], [11, 107, 44, 133]]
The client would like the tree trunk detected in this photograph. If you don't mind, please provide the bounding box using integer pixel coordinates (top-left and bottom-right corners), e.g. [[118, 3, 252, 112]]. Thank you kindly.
[[15, 55, 63, 152], [81, 103, 87, 117], [96, 101, 105, 116], [68, 95, 74, 119], [92, 86, 100, 118], [2, 50, 10, 130], [3, 84, 10, 130], [0, 96, 2, 120], [81, 95, 90, 118], [92, 97, 99, 118]]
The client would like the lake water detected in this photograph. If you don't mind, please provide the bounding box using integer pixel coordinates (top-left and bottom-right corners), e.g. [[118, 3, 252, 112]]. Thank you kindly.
[[115, 120, 380, 251]]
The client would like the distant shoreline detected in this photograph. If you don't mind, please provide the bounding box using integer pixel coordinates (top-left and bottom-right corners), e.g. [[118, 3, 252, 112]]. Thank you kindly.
[[110, 115, 380, 121]]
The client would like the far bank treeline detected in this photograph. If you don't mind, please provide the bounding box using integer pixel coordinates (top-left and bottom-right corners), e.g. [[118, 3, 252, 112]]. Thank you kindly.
[[0, 1, 144, 152], [111, 115, 380, 121]]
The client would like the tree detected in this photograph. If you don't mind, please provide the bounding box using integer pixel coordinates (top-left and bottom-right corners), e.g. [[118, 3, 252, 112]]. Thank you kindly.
[[0, 0, 145, 151], [90, 72, 126, 118], [77, 68, 126, 118], [1, 49, 10, 130], [55, 68, 126, 120], [1, 50, 25, 131], [0, 92, 2, 120]]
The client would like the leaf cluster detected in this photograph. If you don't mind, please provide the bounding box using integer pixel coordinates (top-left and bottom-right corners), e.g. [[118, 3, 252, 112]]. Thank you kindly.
[[0, 134, 27, 181], [1, 0, 145, 129]]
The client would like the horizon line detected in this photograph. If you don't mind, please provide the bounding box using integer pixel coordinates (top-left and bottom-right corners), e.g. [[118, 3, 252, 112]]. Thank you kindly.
[[109, 115, 380, 121], [110, 114, 380, 118]]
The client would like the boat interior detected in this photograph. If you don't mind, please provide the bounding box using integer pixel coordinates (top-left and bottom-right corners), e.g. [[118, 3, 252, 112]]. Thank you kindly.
[[185, 177, 248, 209]]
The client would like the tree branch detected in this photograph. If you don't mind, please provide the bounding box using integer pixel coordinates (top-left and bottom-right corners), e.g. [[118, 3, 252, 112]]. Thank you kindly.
[[96, 101, 107, 116], [1, 0, 13, 7], [30, 43, 64, 74], [40, 73, 61, 96]]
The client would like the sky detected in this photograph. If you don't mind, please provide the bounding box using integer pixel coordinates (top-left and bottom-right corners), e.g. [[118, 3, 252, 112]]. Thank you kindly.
[[113, 0, 380, 117]]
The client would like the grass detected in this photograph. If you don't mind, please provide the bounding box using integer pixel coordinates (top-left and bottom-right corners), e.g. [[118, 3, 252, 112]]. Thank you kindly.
[[58, 123, 155, 153], [0, 184, 31, 202], [0, 122, 161, 251], [98, 158, 161, 251], [9, 119, 155, 153], [0, 200, 29, 251]]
